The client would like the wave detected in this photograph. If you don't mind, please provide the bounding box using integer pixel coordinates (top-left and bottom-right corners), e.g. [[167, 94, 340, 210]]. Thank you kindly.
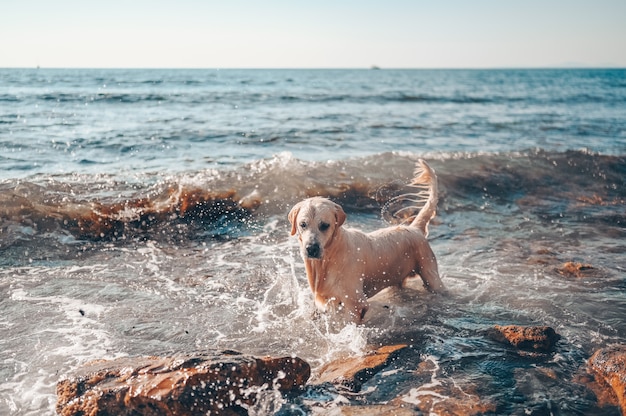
[[36, 92, 170, 104], [0, 150, 623, 248], [6, 89, 624, 107], [0, 94, 20, 103]]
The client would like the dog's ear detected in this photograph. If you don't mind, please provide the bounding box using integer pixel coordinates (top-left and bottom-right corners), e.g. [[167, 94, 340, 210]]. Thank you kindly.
[[333, 202, 346, 228], [288, 202, 302, 236]]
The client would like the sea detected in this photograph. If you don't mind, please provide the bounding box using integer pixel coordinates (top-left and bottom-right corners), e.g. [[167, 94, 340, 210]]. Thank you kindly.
[[0, 68, 625, 415]]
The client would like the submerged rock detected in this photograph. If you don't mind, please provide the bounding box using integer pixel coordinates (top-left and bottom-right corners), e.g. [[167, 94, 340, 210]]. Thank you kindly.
[[556, 261, 597, 278], [399, 358, 497, 416], [488, 325, 560, 352], [311, 345, 495, 415], [587, 344, 626, 414], [314, 344, 407, 392], [332, 402, 417, 415], [56, 350, 310, 416]]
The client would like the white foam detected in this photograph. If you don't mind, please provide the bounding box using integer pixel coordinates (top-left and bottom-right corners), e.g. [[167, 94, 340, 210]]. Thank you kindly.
[[5, 286, 125, 415]]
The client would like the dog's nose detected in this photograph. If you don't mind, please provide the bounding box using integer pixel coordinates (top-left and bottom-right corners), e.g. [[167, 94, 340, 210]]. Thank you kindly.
[[305, 243, 321, 259]]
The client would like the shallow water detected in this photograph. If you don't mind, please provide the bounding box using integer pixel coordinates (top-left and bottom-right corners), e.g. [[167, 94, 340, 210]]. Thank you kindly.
[[1, 69, 625, 415]]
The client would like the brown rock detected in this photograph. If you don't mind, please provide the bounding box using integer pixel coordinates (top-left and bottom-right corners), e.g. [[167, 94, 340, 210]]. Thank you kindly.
[[587, 344, 626, 414], [488, 325, 560, 352], [56, 350, 310, 416], [556, 261, 596, 278], [315, 344, 407, 392]]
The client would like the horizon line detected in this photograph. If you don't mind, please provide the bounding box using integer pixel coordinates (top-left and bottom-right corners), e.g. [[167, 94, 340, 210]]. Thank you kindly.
[[1, 65, 625, 70]]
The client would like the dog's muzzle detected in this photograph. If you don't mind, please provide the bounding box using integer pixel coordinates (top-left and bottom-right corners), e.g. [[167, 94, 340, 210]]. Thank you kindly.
[[305, 242, 321, 259]]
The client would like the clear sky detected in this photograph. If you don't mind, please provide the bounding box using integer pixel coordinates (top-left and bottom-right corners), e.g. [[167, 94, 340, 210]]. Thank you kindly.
[[2, 0, 625, 68]]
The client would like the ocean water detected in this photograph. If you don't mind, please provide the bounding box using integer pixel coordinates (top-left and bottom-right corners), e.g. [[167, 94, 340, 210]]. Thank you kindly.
[[1, 68, 625, 415]]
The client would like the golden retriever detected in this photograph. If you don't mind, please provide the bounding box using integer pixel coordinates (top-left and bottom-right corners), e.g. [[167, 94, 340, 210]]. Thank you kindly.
[[289, 159, 444, 323]]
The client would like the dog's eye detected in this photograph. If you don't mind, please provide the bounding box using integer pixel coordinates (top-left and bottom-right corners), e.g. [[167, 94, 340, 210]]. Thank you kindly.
[[319, 222, 330, 232], [299, 222, 307, 229]]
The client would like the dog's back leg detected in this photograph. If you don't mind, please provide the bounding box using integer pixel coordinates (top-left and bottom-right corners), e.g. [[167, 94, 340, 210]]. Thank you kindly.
[[413, 240, 445, 293]]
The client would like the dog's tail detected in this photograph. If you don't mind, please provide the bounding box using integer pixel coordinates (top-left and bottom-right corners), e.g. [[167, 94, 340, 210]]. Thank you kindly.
[[381, 159, 438, 236], [410, 159, 438, 235]]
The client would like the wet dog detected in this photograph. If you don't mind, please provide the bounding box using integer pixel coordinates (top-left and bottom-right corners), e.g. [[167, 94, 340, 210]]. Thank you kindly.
[[288, 159, 444, 323]]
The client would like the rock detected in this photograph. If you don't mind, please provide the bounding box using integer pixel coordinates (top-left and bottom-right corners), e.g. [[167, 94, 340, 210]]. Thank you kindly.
[[556, 261, 596, 278], [587, 344, 626, 414], [314, 344, 407, 392], [333, 402, 418, 415], [311, 348, 495, 415], [56, 350, 310, 416], [399, 358, 496, 415], [488, 325, 560, 352], [574, 371, 621, 411]]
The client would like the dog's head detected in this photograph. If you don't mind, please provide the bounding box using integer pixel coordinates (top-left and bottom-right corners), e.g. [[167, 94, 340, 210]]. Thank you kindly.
[[288, 197, 346, 260]]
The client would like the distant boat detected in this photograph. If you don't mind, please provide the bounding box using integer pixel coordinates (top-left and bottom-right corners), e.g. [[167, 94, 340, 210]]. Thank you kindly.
[[370, 65, 381, 70]]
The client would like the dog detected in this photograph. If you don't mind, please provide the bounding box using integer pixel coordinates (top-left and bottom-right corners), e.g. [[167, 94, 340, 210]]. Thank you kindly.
[[288, 159, 444, 323]]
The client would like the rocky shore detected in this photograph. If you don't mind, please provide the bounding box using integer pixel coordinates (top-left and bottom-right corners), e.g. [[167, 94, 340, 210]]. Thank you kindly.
[[56, 325, 626, 415]]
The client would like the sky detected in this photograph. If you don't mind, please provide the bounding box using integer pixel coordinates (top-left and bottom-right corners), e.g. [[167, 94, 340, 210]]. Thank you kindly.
[[2, 0, 625, 68]]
